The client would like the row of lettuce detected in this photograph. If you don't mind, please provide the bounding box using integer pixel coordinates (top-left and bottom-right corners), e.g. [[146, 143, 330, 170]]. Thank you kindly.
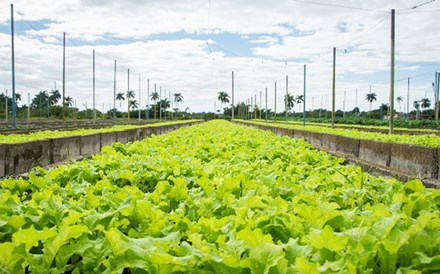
[[0, 120, 438, 273], [0, 120, 201, 144], [239, 120, 440, 147]]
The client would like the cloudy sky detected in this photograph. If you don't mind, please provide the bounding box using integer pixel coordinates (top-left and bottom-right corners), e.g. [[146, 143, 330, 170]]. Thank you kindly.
[[0, 0, 439, 114]]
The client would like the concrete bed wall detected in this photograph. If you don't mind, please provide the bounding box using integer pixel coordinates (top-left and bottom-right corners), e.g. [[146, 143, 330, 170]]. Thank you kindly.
[[236, 122, 439, 187], [0, 121, 201, 177]]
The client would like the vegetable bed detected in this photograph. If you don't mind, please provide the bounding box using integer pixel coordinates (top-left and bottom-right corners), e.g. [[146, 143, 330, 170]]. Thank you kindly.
[[0, 120, 439, 273]]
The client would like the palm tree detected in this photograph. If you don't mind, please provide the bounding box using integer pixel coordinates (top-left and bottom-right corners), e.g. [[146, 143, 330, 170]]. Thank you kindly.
[[116, 92, 125, 111], [126, 90, 135, 120], [173, 93, 183, 109], [396, 96, 403, 113], [295, 95, 304, 112], [414, 100, 421, 120], [217, 91, 230, 112], [150, 91, 160, 120], [284, 93, 295, 114], [420, 98, 431, 110], [49, 89, 61, 105], [64, 96, 73, 107], [129, 100, 138, 110], [366, 92, 377, 112], [15, 93, 21, 102]]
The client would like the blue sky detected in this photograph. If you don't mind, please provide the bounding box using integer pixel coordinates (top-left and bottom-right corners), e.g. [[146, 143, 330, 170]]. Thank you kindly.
[[0, 0, 439, 113]]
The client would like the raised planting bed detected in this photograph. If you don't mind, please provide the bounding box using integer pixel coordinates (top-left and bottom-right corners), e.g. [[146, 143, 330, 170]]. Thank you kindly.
[[0, 120, 438, 272], [0, 120, 202, 177], [235, 121, 440, 187]]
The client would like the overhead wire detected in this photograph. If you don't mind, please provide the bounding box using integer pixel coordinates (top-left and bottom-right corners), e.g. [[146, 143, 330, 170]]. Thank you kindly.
[[290, 0, 388, 13]]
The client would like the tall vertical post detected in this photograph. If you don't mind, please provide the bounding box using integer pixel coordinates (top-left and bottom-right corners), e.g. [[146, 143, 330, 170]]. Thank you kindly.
[[437, 73, 440, 121], [154, 84, 157, 120], [146, 79, 150, 120], [5, 90, 8, 122], [138, 74, 141, 122], [285, 75, 288, 123], [11, 4, 16, 128], [93, 49, 96, 124], [232, 71, 234, 120], [265, 87, 268, 122], [355, 88, 358, 115], [159, 86, 162, 121], [62, 32, 66, 122], [389, 9, 395, 133], [332, 47, 336, 128], [259, 91, 262, 119], [435, 72, 439, 121], [27, 92, 30, 121], [127, 69, 130, 120], [251, 97, 253, 120], [343, 91, 346, 118], [407, 77, 410, 120], [254, 94, 257, 119], [274, 82, 277, 120], [113, 60, 116, 123], [303, 65, 306, 126]]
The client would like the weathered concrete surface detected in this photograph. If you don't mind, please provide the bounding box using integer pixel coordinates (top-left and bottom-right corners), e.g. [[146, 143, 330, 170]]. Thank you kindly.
[[52, 136, 80, 163], [100, 132, 117, 148], [359, 139, 391, 167], [0, 145, 5, 177], [80, 134, 101, 156], [389, 143, 438, 180], [5, 140, 51, 175], [336, 136, 360, 158]]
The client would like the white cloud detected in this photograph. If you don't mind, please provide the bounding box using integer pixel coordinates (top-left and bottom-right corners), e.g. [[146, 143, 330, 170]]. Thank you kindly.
[[0, 0, 439, 114]]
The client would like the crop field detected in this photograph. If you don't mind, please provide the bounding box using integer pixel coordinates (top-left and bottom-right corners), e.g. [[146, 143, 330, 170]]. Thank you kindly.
[[240, 120, 440, 147], [0, 120, 439, 273], [0, 120, 200, 144]]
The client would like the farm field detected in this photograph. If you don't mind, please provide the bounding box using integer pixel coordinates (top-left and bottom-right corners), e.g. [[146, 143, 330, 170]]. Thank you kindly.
[[0, 120, 438, 273], [239, 120, 440, 147], [0, 120, 201, 144]]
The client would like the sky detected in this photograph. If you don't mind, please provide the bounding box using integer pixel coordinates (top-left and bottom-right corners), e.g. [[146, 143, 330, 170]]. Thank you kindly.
[[0, 0, 439, 114]]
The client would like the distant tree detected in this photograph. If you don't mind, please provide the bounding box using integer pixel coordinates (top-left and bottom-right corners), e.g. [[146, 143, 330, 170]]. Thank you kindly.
[[396, 96, 403, 113], [217, 91, 230, 111], [49, 89, 61, 105], [414, 100, 421, 120], [129, 100, 138, 110], [421, 98, 431, 110], [116, 92, 125, 111], [150, 91, 160, 120], [284, 93, 295, 112], [366, 92, 377, 111], [64, 96, 73, 107], [173, 93, 183, 109], [126, 90, 135, 120]]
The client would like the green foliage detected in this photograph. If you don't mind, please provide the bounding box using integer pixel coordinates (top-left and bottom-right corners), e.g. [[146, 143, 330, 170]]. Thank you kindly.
[[0, 120, 439, 272], [0, 120, 201, 144], [243, 120, 440, 147]]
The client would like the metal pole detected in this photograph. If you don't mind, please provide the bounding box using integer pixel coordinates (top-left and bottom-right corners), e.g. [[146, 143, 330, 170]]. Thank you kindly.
[[332, 47, 336, 128], [265, 87, 268, 122], [5, 89, 8, 122], [274, 82, 277, 120], [303, 65, 306, 126], [254, 94, 257, 119], [260, 91, 262, 119], [93, 49, 96, 124], [113, 60, 116, 123], [27, 92, 30, 121], [127, 69, 130, 120], [62, 32, 66, 122], [343, 91, 346, 118], [138, 74, 141, 122], [159, 86, 162, 121], [147, 79, 149, 121], [11, 4, 16, 128], [407, 77, 410, 120], [355, 88, 358, 115], [389, 9, 395, 134], [435, 72, 439, 121], [285, 75, 288, 123], [232, 71, 234, 120], [251, 96, 253, 119]]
